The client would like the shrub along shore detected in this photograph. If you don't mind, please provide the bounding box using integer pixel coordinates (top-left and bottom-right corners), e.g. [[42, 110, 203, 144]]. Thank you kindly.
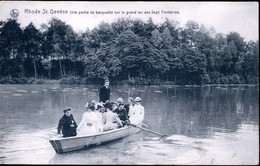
[[0, 76, 258, 86]]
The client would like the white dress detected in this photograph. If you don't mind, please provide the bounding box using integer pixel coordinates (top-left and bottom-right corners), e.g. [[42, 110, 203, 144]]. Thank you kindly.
[[77, 111, 99, 136], [129, 104, 145, 124], [94, 111, 104, 132]]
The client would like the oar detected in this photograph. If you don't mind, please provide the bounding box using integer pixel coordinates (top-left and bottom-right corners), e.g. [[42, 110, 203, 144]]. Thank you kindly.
[[128, 123, 168, 137], [142, 123, 149, 128]]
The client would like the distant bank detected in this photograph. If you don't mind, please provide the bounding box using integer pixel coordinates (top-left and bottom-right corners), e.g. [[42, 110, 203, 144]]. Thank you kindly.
[[0, 77, 258, 87]]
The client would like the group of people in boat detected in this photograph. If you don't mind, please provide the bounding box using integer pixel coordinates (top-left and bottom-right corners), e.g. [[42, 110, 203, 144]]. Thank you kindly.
[[57, 79, 145, 138]]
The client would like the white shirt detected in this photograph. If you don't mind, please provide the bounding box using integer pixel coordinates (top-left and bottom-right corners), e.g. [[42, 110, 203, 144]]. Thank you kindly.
[[129, 104, 144, 124]]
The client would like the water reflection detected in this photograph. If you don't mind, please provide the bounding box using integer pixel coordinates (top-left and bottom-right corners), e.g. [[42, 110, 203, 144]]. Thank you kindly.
[[142, 86, 258, 139]]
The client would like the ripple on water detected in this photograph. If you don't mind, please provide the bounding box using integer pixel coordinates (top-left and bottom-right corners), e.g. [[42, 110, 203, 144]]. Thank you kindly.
[[0, 126, 56, 164], [115, 134, 189, 164], [15, 90, 27, 93], [0, 91, 11, 94], [12, 94, 22, 96]]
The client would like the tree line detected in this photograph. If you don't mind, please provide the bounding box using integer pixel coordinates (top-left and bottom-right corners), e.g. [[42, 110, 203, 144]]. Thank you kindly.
[[0, 17, 258, 85]]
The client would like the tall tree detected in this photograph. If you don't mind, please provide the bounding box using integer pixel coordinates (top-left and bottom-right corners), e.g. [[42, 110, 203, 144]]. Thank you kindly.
[[111, 17, 133, 35], [226, 32, 246, 75], [161, 27, 174, 49], [84, 42, 121, 79], [114, 30, 142, 80], [227, 32, 246, 53], [23, 22, 42, 78], [160, 18, 180, 47], [150, 29, 163, 49], [0, 19, 23, 59], [130, 19, 146, 37], [42, 17, 77, 78], [115, 29, 168, 80], [164, 47, 184, 83], [181, 46, 207, 84], [181, 20, 200, 47], [95, 21, 115, 43], [142, 39, 169, 79], [241, 41, 259, 83], [143, 17, 158, 38]]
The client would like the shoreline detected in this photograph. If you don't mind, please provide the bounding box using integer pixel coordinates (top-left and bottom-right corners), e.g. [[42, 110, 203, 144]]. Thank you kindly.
[[0, 77, 258, 87]]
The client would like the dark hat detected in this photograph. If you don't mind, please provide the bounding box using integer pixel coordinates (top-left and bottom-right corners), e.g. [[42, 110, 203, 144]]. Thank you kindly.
[[104, 102, 113, 110], [119, 103, 124, 107], [109, 101, 116, 105], [63, 107, 72, 113], [96, 103, 104, 109]]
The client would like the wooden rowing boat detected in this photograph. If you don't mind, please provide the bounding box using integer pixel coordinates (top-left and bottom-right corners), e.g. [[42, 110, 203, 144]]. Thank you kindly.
[[49, 122, 142, 154]]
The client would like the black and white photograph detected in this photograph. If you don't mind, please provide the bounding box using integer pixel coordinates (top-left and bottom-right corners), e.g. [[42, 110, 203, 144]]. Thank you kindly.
[[0, 1, 259, 165]]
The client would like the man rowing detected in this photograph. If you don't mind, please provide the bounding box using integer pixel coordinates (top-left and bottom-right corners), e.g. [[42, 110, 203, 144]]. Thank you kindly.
[[129, 97, 145, 125]]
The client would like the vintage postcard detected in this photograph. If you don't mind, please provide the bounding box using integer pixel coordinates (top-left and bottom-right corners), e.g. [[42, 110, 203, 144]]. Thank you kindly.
[[0, 1, 258, 165]]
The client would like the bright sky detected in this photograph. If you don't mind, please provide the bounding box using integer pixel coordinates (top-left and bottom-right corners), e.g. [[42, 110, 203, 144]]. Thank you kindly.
[[0, 1, 258, 41]]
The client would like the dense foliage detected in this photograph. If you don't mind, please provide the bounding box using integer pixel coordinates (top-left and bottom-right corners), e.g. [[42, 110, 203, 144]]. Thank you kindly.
[[0, 17, 258, 85]]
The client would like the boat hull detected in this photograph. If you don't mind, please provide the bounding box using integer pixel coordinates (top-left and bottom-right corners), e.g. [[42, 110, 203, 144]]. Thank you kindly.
[[49, 122, 142, 154]]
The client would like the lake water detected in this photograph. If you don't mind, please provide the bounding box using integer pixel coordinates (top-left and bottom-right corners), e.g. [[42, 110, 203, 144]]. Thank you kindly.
[[0, 84, 258, 164]]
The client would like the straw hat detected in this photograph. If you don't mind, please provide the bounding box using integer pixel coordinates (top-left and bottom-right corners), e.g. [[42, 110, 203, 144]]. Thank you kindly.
[[134, 97, 141, 102]]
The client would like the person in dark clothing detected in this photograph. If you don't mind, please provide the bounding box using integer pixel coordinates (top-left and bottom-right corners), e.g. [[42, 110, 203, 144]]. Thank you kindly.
[[99, 79, 110, 104], [113, 103, 129, 126], [57, 107, 78, 137]]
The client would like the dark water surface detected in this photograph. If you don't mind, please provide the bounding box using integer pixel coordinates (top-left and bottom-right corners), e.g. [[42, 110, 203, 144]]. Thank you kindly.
[[0, 84, 258, 164]]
